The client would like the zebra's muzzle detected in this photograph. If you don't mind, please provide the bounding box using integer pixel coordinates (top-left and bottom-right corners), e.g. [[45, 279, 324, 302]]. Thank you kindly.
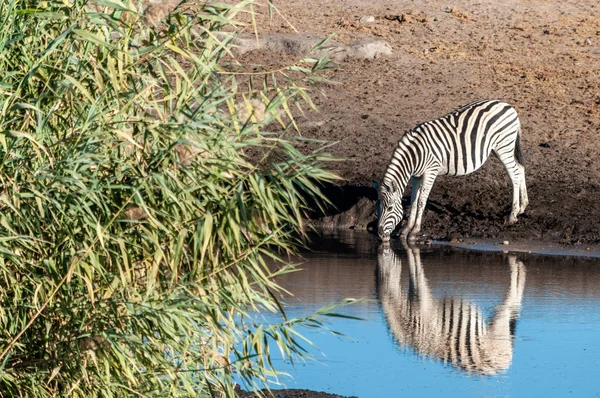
[[378, 226, 390, 242]]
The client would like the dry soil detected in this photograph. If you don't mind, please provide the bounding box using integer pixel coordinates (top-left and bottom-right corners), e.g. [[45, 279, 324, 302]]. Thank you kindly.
[[242, 0, 600, 246]]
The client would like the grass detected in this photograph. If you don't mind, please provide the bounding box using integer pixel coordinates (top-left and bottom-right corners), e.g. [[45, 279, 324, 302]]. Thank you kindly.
[[0, 0, 345, 396]]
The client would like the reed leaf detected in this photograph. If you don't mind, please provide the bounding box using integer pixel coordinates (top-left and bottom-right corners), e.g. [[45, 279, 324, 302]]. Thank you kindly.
[[0, 0, 347, 396]]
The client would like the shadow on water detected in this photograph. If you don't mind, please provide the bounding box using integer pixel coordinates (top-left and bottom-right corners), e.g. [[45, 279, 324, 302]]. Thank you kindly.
[[263, 231, 600, 397], [377, 243, 525, 375]]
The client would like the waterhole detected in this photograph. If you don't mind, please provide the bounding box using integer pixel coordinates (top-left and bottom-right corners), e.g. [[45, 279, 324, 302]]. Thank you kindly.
[[258, 231, 600, 397]]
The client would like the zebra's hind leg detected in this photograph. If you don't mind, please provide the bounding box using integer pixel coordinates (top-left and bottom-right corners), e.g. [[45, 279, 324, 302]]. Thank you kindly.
[[400, 176, 423, 239], [495, 149, 523, 224], [508, 178, 521, 224], [518, 164, 528, 215]]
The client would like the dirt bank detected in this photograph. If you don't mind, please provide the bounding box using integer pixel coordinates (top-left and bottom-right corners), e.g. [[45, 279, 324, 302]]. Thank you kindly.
[[243, 0, 600, 245], [238, 388, 353, 398]]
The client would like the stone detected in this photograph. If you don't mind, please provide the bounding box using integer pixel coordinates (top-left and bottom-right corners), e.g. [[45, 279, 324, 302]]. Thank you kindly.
[[300, 120, 327, 129], [359, 16, 376, 24], [311, 197, 377, 230], [230, 34, 392, 62], [447, 232, 461, 243], [230, 33, 345, 60], [345, 38, 393, 60], [143, 0, 180, 26]]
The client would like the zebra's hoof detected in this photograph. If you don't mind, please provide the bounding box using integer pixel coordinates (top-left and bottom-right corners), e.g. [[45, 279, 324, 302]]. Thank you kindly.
[[507, 216, 518, 225], [407, 234, 419, 242]]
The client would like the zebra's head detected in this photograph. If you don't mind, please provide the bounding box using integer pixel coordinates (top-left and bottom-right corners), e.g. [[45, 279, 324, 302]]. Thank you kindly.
[[377, 180, 403, 242]]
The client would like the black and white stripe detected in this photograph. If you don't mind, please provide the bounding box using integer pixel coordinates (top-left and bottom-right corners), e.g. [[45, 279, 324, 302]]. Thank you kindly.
[[378, 100, 528, 241], [377, 244, 526, 375]]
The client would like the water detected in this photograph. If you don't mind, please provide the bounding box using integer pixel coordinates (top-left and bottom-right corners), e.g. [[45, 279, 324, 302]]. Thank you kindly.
[[258, 231, 600, 397]]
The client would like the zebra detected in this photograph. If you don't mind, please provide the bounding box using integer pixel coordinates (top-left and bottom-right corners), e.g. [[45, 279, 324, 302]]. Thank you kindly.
[[377, 100, 528, 242], [376, 243, 526, 375]]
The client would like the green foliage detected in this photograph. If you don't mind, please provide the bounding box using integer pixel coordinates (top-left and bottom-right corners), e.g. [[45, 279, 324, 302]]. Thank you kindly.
[[0, 0, 341, 396]]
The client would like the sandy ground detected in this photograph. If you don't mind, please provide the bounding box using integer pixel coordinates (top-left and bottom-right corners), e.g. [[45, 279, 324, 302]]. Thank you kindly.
[[237, 0, 600, 246]]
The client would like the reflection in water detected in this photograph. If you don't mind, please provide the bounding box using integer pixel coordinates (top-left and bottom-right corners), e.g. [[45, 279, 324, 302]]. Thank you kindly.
[[264, 232, 600, 397], [377, 243, 526, 375]]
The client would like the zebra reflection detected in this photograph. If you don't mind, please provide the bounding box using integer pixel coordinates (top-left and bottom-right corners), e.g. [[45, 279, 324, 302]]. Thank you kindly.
[[377, 244, 526, 375]]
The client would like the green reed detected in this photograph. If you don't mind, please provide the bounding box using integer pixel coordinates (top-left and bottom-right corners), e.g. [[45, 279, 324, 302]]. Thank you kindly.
[[0, 1, 343, 396]]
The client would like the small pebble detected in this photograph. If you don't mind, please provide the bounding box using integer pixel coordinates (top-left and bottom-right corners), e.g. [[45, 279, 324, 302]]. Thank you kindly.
[[503, 240, 509, 245], [359, 15, 376, 23]]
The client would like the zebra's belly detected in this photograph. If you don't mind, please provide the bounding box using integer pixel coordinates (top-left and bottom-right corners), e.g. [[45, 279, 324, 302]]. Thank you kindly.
[[438, 159, 487, 177]]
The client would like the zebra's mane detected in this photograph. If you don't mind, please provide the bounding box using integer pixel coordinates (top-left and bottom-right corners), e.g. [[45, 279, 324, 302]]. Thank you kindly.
[[450, 99, 490, 115], [399, 129, 412, 138], [411, 99, 491, 131], [407, 99, 494, 137]]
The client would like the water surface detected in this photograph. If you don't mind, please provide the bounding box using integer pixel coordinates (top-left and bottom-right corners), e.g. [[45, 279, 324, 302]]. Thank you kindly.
[[260, 231, 600, 397]]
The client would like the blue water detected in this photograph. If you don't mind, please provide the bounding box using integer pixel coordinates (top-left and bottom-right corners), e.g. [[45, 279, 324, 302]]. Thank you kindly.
[[252, 231, 600, 397]]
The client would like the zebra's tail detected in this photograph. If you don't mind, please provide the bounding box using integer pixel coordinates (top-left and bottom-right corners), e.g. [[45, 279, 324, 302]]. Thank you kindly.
[[514, 128, 524, 166]]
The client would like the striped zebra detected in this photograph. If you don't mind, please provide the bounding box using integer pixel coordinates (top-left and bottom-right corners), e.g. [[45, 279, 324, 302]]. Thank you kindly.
[[377, 244, 526, 375], [377, 100, 528, 242]]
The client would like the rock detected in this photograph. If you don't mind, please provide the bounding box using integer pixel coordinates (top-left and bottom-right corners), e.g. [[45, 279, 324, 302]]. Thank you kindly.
[[231, 34, 346, 61], [143, 0, 180, 26], [345, 38, 392, 60], [236, 98, 267, 123], [123, 206, 149, 221], [312, 197, 377, 230], [447, 232, 461, 243], [300, 120, 327, 129], [503, 240, 509, 245], [230, 34, 392, 61], [359, 16, 376, 24]]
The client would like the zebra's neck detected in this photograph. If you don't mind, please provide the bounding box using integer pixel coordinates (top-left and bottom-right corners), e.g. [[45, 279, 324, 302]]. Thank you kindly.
[[382, 137, 417, 193]]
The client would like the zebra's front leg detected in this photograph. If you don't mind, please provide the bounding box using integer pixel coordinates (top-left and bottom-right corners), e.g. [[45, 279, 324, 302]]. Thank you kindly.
[[406, 172, 438, 241], [400, 176, 422, 240]]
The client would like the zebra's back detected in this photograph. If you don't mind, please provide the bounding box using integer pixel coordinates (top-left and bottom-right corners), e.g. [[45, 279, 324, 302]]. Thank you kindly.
[[409, 100, 520, 176]]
